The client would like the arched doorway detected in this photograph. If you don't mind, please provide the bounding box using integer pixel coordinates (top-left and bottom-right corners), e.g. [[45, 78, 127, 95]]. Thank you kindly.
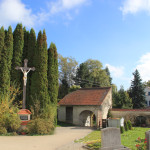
[[79, 110, 96, 127]]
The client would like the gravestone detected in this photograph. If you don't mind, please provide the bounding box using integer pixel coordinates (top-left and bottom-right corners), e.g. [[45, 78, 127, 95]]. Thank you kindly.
[[145, 130, 150, 150], [100, 127, 130, 150]]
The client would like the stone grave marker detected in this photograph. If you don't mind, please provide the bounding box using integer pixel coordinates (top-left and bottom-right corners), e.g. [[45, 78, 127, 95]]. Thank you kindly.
[[145, 130, 150, 150], [101, 127, 130, 150]]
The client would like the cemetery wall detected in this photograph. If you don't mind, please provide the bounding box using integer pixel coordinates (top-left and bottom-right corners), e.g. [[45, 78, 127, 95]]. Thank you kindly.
[[111, 109, 150, 125]]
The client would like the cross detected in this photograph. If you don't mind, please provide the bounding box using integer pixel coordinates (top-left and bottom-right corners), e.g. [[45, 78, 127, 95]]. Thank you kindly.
[[15, 59, 35, 109]]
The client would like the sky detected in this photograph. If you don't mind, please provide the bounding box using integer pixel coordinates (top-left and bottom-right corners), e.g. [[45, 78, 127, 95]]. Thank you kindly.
[[0, 0, 150, 90]]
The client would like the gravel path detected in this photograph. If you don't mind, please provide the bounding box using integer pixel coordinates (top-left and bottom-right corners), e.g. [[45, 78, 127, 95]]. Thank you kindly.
[[0, 127, 93, 150]]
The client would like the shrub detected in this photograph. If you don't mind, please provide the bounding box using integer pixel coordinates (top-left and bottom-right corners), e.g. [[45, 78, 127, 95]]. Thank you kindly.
[[0, 86, 21, 134], [120, 126, 124, 134], [124, 121, 129, 131], [127, 120, 132, 130], [27, 118, 54, 135], [0, 126, 7, 135], [28, 101, 56, 135]]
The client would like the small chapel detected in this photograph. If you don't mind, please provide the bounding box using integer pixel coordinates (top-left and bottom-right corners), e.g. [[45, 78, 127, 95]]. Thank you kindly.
[[58, 87, 112, 127]]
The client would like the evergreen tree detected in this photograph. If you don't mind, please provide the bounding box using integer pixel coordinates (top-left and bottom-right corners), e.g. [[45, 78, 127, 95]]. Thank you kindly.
[[11, 24, 24, 87], [0, 27, 5, 63], [2, 27, 13, 94], [30, 30, 49, 108], [48, 42, 58, 104], [26, 28, 36, 108], [105, 66, 112, 85], [0, 26, 13, 94], [5, 26, 13, 73], [23, 27, 29, 60], [113, 86, 132, 109], [58, 75, 69, 99], [130, 69, 146, 108], [0, 26, 6, 93]]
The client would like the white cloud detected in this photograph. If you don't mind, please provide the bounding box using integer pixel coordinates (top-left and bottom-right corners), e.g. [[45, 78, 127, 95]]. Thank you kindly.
[[0, 0, 37, 28], [0, 0, 89, 28], [106, 64, 124, 78], [49, 0, 89, 14], [120, 0, 150, 15], [136, 53, 150, 81]]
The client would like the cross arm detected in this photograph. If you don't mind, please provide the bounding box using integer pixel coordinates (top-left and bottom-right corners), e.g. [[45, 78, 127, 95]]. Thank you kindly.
[[15, 66, 23, 70], [31, 67, 35, 71]]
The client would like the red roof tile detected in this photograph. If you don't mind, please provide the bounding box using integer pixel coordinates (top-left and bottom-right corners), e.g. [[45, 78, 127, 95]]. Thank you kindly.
[[111, 108, 150, 112], [59, 87, 111, 106], [18, 109, 31, 114]]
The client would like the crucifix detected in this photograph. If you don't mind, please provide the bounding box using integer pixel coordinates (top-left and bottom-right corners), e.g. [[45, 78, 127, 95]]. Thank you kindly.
[[15, 59, 35, 109]]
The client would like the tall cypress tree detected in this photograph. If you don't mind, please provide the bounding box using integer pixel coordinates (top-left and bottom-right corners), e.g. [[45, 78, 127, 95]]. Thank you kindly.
[[0, 26, 6, 94], [6, 26, 13, 73], [0, 27, 5, 64], [105, 66, 112, 85], [30, 30, 49, 108], [48, 42, 58, 104], [26, 28, 36, 108], [0, 26, 13, 94], [11, 24, 24, 87], [23, 27, 29, 60], [2, 26, 13, 94], [130, 69, 146, 108]]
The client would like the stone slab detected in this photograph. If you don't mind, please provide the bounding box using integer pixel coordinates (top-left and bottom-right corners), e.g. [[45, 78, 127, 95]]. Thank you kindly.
[[101, 127, 121, 147]]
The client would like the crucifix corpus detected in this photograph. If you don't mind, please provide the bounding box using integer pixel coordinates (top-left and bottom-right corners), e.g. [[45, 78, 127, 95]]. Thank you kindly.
[[15, 59, 35, 109]]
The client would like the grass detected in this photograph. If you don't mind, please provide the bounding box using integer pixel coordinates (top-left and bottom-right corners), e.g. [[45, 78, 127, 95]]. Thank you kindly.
[[76, 127, 150, 150], [121, 127, 149, 149]]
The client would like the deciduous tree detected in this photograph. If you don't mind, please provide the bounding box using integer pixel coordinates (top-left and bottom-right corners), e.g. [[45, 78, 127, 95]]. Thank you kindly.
[[75, 59, 110, 88]]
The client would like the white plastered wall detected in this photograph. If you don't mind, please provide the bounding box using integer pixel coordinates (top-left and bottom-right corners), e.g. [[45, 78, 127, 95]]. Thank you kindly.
[[58, 106, 66, 122]]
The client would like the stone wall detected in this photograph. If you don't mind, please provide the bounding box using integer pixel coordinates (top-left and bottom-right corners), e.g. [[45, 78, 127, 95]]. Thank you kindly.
[[111, 110, 150, 126], [101, 89, 112, 119]]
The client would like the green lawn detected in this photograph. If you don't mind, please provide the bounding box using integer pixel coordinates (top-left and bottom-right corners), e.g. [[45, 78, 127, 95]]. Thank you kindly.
[[76, 127, 150, 150]]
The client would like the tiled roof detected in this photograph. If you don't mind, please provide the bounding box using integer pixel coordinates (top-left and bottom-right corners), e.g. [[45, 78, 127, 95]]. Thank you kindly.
[[18, 109, 31, 114], [111, 108, 150, 112], [59, 87, 111, 106]]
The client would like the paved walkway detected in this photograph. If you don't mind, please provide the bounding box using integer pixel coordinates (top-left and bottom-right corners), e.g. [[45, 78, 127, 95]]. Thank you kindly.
[[0, 127, 93, 150]]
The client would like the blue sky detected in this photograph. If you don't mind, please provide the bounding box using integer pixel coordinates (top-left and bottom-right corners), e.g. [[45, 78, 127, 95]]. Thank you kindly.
[[1, 0, 150, 90]]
